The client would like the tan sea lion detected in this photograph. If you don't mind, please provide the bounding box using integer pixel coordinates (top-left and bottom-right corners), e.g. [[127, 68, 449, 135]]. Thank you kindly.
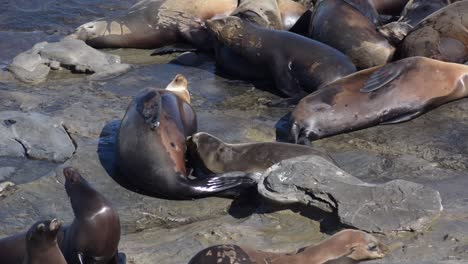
[[187, 132, 335, 175], [165, 74, 190, 103], [206, 16, 356, 104], [117, 76, 256, 199], [289, 56, 468, 143], [398, 0, 468, 63], [188, 229, 389, 264], [60, 167, 122, 264], [65, 0, 237, 49], [24, 219, 66, 264], [309, 0, 395, 69]]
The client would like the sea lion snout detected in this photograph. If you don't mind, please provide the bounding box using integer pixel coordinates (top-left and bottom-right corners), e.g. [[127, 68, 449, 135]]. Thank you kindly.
[[49, 219, 62, 232], [63, 167, 81, 184]]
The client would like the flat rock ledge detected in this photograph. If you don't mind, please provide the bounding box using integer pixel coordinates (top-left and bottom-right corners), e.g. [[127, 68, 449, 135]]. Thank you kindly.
[[0, 111, 75, 162], [8, 39, 131, 84], [258, 156, 443, 233]]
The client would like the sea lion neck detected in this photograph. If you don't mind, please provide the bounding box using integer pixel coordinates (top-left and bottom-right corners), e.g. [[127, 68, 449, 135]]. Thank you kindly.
[[68, 184, 109, 219]]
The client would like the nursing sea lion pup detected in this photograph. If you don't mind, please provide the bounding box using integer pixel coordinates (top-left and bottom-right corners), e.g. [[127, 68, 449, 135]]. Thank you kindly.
[[24, 219, 66, 264], [60, 167, 122, 264], [187, 132, 335, 174], [289, 57, 468, 143], [188, 229, 389, 264], [66, 0, 237, 49], [399, 1, 468, 63], [206, 16, 356, 104], [309, 0, 394, 69], [117, 76, 255, 199]]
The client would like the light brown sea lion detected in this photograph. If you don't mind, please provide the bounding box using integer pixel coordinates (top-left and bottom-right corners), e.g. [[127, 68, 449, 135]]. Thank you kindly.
[[378, 0, 449, 45], [117, 76, 256, 199], [60, 167, 122, 264], [187, 132, 335, 175], [23, 219, 66, 264], [206, 16, 356, 104], [398, 1, 468, 63], [65, 0, 237, 49], [165, 74, 190, 103], [188, 229, 389, 264], [288, 57, 468, 143], [309, 0, 394, 69]]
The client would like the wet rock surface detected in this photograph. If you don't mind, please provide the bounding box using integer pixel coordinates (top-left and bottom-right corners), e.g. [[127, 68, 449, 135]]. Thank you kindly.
[[258, 156, 443, 233], [8, 39, 131, 84], [0, 2, 467, 264]]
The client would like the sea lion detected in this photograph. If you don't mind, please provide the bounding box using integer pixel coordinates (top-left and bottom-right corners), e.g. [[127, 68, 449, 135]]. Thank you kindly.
[[0, 230, 27, 263], [398, 1, 468, 63], [288, 57, 468, 143], [278, 0, 309, 30], [65, 0, 237, 49], [378, 0, 449, 45], [309, 0, 395, 69], [187, 132, 335, 175], [188, 229, 389, 264], [117, 77, 255, 199], [369, 0, 409, 15], [60, 167, 121, 264], [165, 74, 190, 103], [206, 16, 356, 103], [24, 219, 66, 264]]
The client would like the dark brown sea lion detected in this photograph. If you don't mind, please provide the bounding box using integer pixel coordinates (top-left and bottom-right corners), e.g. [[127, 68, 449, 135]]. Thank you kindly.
[[60, 167, 121, 264], [65, 0, 237, 49], [398, 1, 468, 63], [289, 57, 468, 143], [206, 16, 356, 103], [24, 219, 66, 264], [369, 0, 409, 15], [0, 230, 27, 263], [378, 0, 449, 45], [309, 0, 395, 69], [188, 229, 389, 264], [187, 132, 335, 175], [117, 77, 255, 199]]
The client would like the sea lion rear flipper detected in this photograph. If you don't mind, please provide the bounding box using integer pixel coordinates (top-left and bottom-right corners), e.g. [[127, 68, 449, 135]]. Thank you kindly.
[[136, 90, 162, 129], [380, 110, 422, 124], [360, 63, 405, 92]]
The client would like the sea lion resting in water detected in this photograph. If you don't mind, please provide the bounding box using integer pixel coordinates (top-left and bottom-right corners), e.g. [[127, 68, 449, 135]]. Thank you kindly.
[[206, 16, 356, 105], [188, 229, 389, 264], [187, 132, 335, 175], [289, 56, 468, 143], [398, 0, 468, 63], [117, 74, 256, 199]]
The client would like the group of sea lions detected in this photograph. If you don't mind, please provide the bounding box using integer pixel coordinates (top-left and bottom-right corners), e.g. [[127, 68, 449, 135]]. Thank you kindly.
[[4, 0, 468, 262], [0, 168, 123, 264]]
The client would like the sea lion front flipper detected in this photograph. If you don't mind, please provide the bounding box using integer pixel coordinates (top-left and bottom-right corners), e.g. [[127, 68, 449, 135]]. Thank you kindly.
[[151, 44, 198, 56], [183, 172, 259, 197], [360, 63, 405, 92], [136, 90, 162, 130], [380, 110, 423, 124]]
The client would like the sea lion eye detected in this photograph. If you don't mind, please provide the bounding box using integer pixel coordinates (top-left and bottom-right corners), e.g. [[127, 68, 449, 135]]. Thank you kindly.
[[368, 243, 378, 251]]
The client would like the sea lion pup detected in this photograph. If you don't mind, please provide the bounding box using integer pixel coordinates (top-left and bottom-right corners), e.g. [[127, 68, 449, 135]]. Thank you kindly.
[[187, 132, 335, 175], [289, 56, 468, 143], [206, 16, 356, 104], [308, 0, 394, 69], [378, 0, 449, 45], [398, 1, 468, 63], [65, 0, 237, 49], [188, 229, 389, 264], [165, 74, 190, 103], [117, 76, 256, 199], [24, 219, 66, 264], [60, 167, 122, 264]]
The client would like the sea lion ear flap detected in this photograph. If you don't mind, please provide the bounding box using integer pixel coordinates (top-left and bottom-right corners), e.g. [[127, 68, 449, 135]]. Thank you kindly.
[[360, 62, 405, 92]]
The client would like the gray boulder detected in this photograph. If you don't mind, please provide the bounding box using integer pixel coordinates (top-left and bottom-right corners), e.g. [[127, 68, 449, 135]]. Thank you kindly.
[[0, 111, 75, 162], [8, 39, 131, 84], [258, 156, 443, 232]]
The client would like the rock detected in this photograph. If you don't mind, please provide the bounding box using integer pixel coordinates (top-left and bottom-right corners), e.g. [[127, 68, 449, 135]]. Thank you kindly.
[[0, 111, 75, 162], [0, 167, 16, 182], [258, 156, 443, 233], [0, 181, 15, 194], [8, 39, 131, 84]]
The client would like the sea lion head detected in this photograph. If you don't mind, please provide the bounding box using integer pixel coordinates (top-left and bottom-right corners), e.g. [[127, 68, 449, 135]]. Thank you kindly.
[[165, 74, 190, 103], [65, 20, 108, 41], [63, 167, 97, 215], [333, 230, 389, 261], [187, 132, 231, 173], [26, 219, 63, 247], [205, 16, 244, 42]]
